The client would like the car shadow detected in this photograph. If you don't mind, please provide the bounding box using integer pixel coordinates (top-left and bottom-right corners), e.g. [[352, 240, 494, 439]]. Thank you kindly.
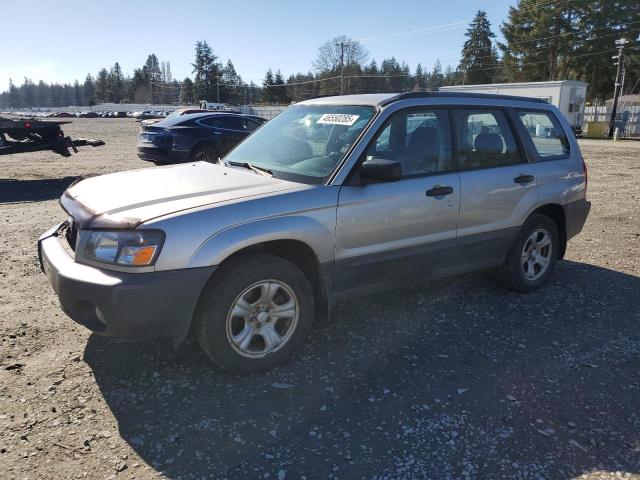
[[0, 176, 80, 203], [84, 260, 640, 479]]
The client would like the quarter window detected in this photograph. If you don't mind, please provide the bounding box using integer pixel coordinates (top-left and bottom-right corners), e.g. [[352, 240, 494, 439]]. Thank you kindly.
[[452, 109, 521, 169], [517, 110, 570, 159], [244, 119, 262, 133], [365, 109, 452, 177]]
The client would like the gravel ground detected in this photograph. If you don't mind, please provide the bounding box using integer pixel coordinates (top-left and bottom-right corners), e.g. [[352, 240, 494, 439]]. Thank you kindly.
[[0, 119, 639, 480]]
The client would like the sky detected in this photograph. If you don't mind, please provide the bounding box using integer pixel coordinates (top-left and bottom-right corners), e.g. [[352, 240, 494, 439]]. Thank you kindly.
[[0, 0, 516, 91]]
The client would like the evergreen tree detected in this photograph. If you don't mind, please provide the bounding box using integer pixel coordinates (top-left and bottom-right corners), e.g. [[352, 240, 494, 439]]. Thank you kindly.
[[273, 70, 289, 104], [459, 10, 499, 85], [95, 68, 109, 103], [262, 69, 276, 104], [108, 62, 124, 103], [363, 60, 383, 93], [73, 80, 83, 105], [192, 41, 222, 102], [429, 60, 444, 90], [222, 60, 243, 104], [144, 54, 162, 103], [22, 78, 35, 107], [179, 77, 195, 104], [83, 74, 95, 106], [7, 79, 19, 108], [413, 63, 425, 91], [499, 0, 574, 82]]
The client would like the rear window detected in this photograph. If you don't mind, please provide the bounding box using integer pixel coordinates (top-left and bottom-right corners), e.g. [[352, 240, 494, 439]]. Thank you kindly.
[[517, 110, 570, 159]]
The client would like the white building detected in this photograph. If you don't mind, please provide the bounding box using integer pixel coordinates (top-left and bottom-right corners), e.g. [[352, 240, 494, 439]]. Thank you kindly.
[[440, 80, 587, 132]]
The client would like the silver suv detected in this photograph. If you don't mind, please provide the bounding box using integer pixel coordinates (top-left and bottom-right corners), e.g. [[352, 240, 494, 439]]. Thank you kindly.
[[39, 92, 590, 373]]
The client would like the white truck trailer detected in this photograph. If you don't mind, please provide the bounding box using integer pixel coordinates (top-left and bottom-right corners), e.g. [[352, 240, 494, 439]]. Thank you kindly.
[[440, 80, 587, 134]]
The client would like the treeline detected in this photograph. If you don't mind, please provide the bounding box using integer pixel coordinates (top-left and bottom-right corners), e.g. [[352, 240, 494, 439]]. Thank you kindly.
[[0, 55, 183, 108], [1, 0, 638, 109]]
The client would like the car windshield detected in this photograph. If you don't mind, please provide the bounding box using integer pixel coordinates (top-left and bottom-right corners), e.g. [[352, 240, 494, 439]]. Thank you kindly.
[[224, 105, 376, 183]]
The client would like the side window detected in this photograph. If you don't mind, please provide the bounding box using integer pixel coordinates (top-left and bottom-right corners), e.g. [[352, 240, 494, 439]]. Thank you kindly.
[[517, 110, 569, 159], [199, 117, 223, 128], [452, 109, 521, 169], [223, 117, 245, 131], [365, 109, 452, 177], [244, 119, 262, 133]]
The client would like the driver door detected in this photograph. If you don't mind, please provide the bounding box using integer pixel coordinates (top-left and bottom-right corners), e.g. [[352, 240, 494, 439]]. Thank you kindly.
[[334, 108, 460, 294]]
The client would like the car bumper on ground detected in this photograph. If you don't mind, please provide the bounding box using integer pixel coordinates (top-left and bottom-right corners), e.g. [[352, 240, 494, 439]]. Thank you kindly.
[[38, 227, 215, 341], [564, 198, 591, 240]]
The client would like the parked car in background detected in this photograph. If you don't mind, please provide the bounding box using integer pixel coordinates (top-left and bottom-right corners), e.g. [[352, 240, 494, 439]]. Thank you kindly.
[[140, 108, 209, 128], [40, 92, 590, 374], [137, 112, 266, 164]]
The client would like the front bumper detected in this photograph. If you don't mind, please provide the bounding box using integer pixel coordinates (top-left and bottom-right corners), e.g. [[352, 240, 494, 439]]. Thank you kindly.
[[38, 227, 215, 341]]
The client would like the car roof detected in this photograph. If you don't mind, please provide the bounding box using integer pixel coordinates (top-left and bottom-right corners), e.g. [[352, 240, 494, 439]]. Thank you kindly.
[[298, 91, 548, 107], [156, 111, 264, 127]]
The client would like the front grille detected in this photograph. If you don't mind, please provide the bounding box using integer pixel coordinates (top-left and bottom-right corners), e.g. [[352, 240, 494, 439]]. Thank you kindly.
[[62, 218, 78, 251]]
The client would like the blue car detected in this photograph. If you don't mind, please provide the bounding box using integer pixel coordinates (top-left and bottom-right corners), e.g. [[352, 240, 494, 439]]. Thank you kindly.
[[137, 112, 266, 164]]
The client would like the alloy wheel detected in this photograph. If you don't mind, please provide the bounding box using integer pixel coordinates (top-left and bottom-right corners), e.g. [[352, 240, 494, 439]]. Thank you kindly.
[[225, 280, 299, 358], [521, 229, 553, 281]]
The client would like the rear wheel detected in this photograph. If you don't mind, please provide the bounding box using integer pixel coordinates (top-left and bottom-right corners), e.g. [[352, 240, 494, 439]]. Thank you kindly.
[[190, 144, 218, 163], [498, 214, 559, 292], [194, 254, 315, 374]]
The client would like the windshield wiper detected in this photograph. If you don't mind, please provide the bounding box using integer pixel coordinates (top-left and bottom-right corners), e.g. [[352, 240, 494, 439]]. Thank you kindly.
[[226, 160, 273, 177]]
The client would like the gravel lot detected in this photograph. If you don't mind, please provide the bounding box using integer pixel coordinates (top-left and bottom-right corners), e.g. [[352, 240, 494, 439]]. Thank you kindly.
[[1, 119, 639, 480]]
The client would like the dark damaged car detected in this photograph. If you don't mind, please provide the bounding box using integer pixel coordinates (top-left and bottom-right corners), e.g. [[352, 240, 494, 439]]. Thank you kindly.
[[137, 112, 266, 164]]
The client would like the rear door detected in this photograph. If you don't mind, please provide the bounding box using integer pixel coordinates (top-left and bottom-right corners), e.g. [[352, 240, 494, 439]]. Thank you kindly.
[[217, 117, 248, 154], [334, 107, 460, 293], [453, 108, 539, 266]]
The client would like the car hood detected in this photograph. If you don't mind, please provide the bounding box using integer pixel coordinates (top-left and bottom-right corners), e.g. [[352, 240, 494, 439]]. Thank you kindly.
[[61, 162, 304, 228]]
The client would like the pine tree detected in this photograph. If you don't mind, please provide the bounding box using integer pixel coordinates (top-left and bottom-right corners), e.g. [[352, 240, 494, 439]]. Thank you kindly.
[[192, 41, 221, 102], [414, 63, 425, 91], [274, 70, 289, 104], [499, 0, 574, 82], [459, 10, 499, 85], [179, 77, 195, 104], [95, 69, 109, 103], [429, 60, 444, 90], [222, 60, 243, 104], [109, 63, 124, 103], [262, 69, 276, 104]]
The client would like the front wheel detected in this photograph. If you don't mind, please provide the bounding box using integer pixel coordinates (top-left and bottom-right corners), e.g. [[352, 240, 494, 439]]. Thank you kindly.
[[194, 254, 315, 374], [498, 214, 559, 292], [190, 144, 219, 163]]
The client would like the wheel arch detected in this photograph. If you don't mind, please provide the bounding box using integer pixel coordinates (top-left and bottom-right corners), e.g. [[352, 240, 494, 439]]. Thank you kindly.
[[526, 203, 567, 258], [189, 139, 220, 160], [219, 239, 330, 321]]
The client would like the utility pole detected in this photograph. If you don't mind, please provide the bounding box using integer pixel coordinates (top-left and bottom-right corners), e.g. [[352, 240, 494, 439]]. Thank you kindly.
[[216, 69, 220, 103], [336, 41, 348, 95], [608, 38, 629, 138]]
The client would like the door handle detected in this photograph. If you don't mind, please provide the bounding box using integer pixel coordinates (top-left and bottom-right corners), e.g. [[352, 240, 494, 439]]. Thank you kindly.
[[426, 185, 453, 197], [514, 174, 534, 184]]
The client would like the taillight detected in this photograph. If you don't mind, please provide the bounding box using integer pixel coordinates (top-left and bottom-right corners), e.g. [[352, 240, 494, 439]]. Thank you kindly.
[[582, 158, 588, 196], [23, 122, 31, 129]]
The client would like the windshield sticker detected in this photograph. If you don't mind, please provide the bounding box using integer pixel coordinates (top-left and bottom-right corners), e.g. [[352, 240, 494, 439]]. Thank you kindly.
[[317, 114, 359, 126]]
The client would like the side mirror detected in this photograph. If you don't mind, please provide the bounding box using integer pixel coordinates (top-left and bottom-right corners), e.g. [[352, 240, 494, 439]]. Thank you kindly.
[[360, 158, 402, 183]]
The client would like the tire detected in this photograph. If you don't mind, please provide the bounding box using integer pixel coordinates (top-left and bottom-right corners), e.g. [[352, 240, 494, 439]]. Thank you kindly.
[[194, 254, 315, 374], [190, 143, 219, 163], [497, 214, 559, 292]]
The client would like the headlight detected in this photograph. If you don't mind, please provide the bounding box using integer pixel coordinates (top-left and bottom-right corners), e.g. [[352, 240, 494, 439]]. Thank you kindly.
[[83, 230, 165, 267]]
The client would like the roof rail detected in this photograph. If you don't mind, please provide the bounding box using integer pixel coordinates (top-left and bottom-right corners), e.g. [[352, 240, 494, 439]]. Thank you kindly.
[[379, 91, 548, 107]]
